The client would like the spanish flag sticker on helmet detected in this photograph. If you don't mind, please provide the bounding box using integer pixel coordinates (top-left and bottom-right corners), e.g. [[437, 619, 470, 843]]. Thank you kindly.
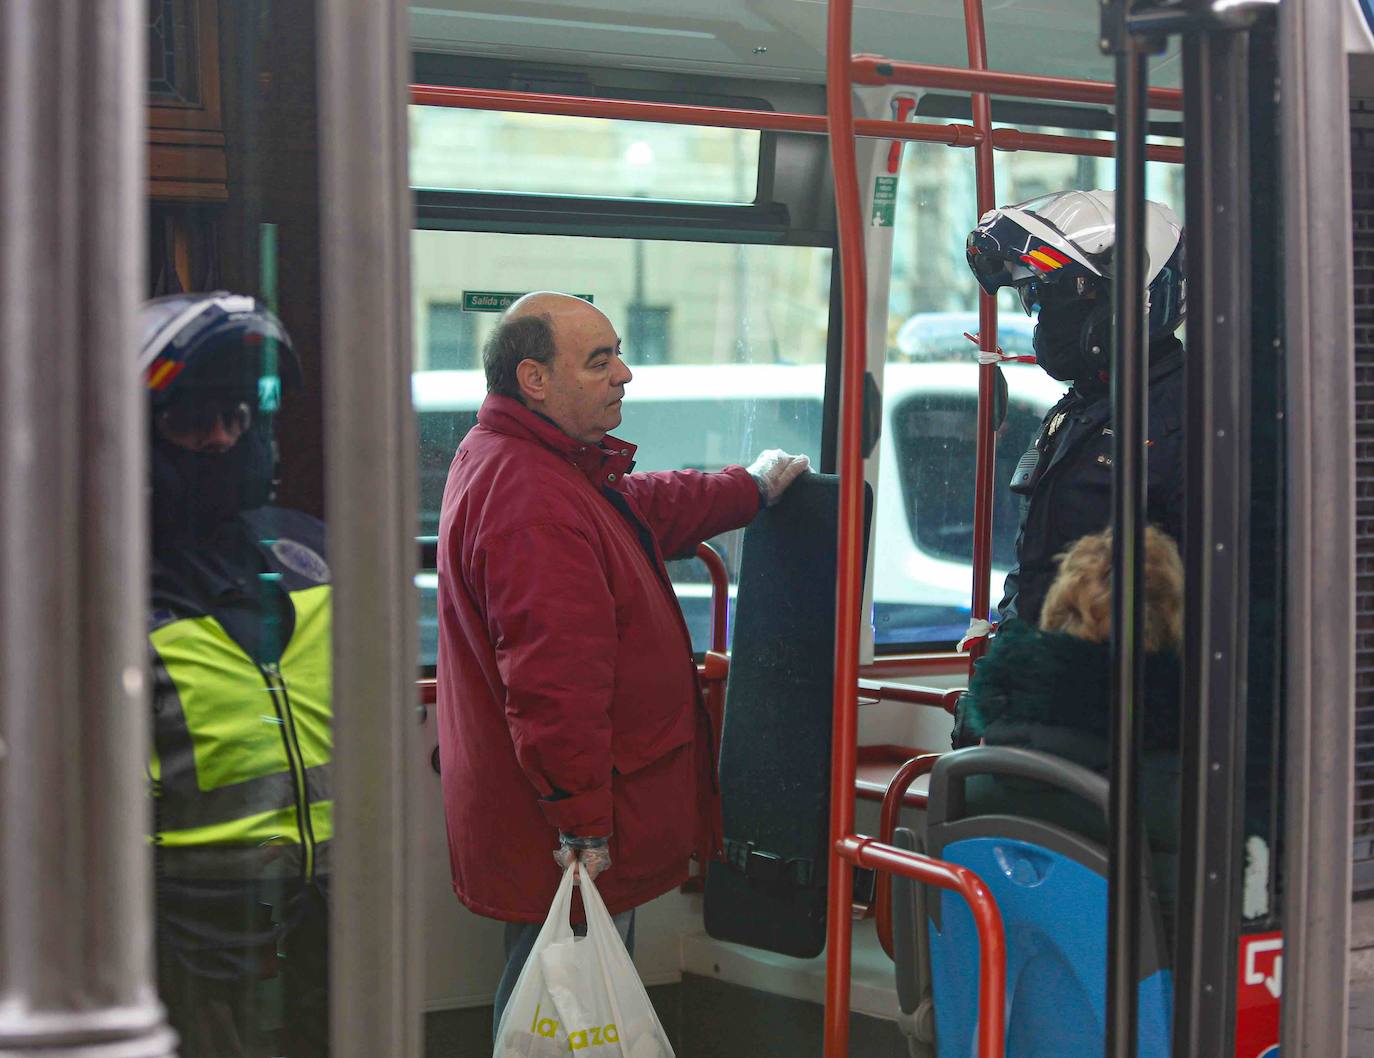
[[145, 356, 186, 392], [1020, 244, 1072, 274]]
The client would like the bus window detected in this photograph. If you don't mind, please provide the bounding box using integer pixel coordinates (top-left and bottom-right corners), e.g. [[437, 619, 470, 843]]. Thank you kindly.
[[412, 226, 832, 665], [892, 385, 1041, 570], [411, 108, 761, 203], [872, 130, 1183, 650]]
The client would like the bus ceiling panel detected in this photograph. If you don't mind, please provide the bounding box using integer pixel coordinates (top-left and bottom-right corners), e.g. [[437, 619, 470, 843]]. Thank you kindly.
[[408, 0, 1181, 88]]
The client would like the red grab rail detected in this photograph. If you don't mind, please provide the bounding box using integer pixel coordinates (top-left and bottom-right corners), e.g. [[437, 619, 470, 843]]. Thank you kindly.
[[836, 836, 1007, 1057], [695, 541, 730, 760], [409, 85, 1182, 163], [821, 0, 871, 1047], [849, 53, 1183, 110], [873, 754, 944, 959], [695, 542, 730, 657], [963, 0, 1000, 669], [823, 5, 1007, 1057]]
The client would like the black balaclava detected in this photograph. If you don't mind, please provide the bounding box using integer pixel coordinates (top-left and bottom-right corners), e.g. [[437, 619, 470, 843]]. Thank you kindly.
[[151, 423, 276, 550], [1032, 296, 1112, 384]]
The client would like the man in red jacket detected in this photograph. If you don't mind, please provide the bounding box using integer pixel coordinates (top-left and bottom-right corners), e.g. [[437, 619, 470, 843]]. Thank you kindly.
[[435, 291, 808, 1030]]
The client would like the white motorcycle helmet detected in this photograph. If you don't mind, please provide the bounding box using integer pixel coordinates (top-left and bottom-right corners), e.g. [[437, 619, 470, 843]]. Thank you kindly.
[[966, 190, 1185, 381]]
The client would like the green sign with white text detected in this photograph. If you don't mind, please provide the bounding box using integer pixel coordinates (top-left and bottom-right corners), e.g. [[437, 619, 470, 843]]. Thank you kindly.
[[461, 291, 594, 312], [871, 176, 897, 228]]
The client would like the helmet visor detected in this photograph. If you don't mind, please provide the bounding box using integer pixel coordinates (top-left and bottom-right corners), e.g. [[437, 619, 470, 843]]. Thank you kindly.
[[159, 396, 254, 439], [966, 227, 1032, 296]]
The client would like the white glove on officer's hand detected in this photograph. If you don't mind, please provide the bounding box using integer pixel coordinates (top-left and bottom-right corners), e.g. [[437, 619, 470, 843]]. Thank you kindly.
[[747, 449, 811, 508], [553, 834, 612, 883]]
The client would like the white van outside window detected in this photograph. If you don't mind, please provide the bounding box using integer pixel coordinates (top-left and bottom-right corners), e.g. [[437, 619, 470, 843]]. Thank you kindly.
[[414, 331, 1063, 662]]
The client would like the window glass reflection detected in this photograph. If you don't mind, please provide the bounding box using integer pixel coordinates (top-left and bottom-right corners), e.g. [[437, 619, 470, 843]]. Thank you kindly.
[[410, 107, 762, 203], [875, 133, 1183, 648], [411, 229, 831, 662], [145, 4, 331, 1052]]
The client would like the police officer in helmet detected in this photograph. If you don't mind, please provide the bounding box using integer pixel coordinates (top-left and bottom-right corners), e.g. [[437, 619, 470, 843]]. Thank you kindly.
[[143, 292, 331, 1057], [963, 188, 1186, 631]]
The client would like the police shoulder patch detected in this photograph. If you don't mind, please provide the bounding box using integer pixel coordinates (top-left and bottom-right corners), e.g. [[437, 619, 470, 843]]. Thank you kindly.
[[270, 539, 331, 583]]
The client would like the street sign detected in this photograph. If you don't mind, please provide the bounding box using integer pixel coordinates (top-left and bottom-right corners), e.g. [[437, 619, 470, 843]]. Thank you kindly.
[[460, 291, 594, 312]]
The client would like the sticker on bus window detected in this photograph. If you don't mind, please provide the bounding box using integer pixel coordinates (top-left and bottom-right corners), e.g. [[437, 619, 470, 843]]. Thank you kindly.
[[871, 176, 897, 227], [460, 291, 593, 312]]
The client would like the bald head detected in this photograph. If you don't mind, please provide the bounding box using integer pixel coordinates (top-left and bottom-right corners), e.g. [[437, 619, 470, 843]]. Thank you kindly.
[[482, 293, 605, 399], [505, 290, 600, 326], [481, 290, 632, 443]]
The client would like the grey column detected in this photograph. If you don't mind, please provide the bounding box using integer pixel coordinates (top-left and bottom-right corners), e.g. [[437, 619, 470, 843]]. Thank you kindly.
[[0, 1, 175, 1057], [1280, 0, 1356, 1055], [317, 1, 423, 1057]]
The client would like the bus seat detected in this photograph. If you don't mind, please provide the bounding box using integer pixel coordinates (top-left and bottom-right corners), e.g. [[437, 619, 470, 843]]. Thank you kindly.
[[900, 746, 1172, 1058], [703, 472, 872, 958]]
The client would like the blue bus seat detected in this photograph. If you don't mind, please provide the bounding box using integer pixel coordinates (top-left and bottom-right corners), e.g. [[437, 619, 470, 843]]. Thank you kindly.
[[893, 746, 1172, 1058]]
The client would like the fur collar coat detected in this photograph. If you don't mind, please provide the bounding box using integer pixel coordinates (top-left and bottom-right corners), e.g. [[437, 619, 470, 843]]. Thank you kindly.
[[954, 618, 1183, 764]]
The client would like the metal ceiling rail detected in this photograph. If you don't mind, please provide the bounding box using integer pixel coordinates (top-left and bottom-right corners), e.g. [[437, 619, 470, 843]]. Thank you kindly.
[[850, 53, 1185, 110], [997, 126, 1182, 163], [411, 84, 973, 142], [409, 85, 1184, 163]]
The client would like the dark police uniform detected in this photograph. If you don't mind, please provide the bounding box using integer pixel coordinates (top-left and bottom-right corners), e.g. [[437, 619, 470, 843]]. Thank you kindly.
[[999, 337, 1185, 627], [151, 506, 331, 1058]]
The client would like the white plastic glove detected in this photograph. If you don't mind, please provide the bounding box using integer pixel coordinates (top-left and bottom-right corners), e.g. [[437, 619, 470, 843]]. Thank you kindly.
[[553, 834, 612, 883], [747, 449, 811, 508]]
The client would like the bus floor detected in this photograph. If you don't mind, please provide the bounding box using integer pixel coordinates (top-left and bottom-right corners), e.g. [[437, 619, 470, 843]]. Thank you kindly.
[[423, 975, 908, 1058], [421, 904, 1374, 1057]]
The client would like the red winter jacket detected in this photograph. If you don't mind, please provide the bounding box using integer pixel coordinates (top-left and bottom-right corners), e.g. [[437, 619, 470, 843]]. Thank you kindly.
[[436, 394, 760, 921]]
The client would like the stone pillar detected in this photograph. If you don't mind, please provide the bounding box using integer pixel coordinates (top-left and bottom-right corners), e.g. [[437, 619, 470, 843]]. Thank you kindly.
[[318, 0, 423, 1055], [0, 1, 176, 1056]]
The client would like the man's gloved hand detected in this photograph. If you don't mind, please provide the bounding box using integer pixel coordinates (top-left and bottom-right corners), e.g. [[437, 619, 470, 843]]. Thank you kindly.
[[747, 449, 811, 508], [553, 833, 612, 883]]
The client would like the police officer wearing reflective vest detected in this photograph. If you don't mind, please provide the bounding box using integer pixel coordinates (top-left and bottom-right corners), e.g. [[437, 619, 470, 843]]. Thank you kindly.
[[951, 190, 1186, 743], [142, 293, 330, 1058]]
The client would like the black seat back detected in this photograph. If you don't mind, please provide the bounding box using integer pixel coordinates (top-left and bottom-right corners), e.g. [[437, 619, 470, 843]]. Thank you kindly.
[[703, 472, 872, 957]]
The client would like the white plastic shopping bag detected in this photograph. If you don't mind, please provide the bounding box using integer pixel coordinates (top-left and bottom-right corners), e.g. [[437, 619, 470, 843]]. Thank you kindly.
[[493, 865, 675, 1058]]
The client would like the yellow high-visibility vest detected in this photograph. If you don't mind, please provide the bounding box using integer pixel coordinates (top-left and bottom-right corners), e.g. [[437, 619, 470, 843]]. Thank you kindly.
[[150, 584, 332, 880]]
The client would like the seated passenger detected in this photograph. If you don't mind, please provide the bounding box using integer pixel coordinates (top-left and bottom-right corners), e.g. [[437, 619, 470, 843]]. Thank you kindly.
[[951, 526, 1183, 921]]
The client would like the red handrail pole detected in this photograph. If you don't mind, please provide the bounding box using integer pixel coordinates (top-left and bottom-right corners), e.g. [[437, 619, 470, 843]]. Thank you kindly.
[[823, 0, 865, 1051], [992, 127, 1184, 164], [838, 837, 1007, 1058], [874, 754, 943, 958], [850, 54, 1183, 111], [412, 84, 983, 145], [410, 86, 1186, 165], [695, 542, 730, 655], [965, 0, 998, 670]]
